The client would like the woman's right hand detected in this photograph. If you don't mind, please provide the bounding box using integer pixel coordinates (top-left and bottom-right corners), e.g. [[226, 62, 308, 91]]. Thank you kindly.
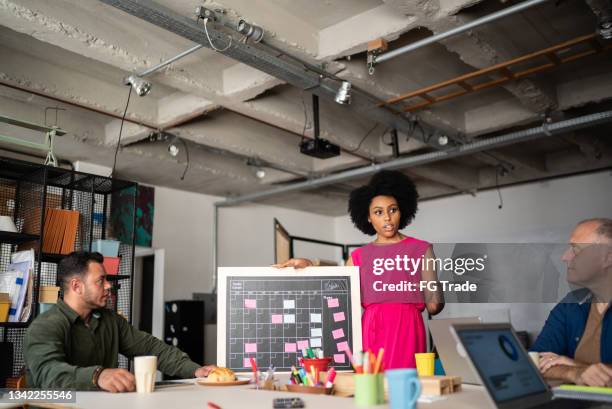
[[272, 258, 313, 269]]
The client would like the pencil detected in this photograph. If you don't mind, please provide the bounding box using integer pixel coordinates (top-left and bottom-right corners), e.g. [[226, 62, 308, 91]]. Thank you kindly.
[[344, 347, 355, 367], [353, 350, 364, 374], [373, 348, 384, 374], [369, 350, 376, 371]]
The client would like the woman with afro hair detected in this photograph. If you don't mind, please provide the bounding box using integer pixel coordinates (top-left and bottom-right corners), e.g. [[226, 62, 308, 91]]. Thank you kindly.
[[275, 170, 444, 369]]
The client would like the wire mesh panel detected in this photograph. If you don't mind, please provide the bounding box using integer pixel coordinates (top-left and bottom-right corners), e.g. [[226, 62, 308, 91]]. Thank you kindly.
[[0, 157, 137, 380], [5, 328, 27, 377]]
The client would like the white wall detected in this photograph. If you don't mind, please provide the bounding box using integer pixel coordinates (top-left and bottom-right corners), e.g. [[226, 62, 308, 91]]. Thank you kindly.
[[152, 187, 218, 300], [152, 187, 339, 364], [335, 170, 612, 243], [153, 187, 338, 301], [333, 170, 612, 337]]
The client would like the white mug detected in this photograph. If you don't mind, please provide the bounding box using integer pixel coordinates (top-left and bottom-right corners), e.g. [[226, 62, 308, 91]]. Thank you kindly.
[[134, 356, 157, 393], [0, 216, 17, 233]]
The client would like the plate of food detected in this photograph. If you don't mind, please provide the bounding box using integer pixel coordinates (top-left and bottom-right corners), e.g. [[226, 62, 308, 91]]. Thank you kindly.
[[197, 367, 251, 386]]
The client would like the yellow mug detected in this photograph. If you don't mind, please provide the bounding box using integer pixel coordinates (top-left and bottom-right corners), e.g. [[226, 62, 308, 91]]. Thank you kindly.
[[415, 353, 435, 377]]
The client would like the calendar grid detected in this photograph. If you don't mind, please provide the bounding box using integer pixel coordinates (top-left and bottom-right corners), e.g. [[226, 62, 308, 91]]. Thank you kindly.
[[226, 276, 353, 372]]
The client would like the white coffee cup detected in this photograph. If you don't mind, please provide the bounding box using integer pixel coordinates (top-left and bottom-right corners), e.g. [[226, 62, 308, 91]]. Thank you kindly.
[[0, 216, 17, 233], [134, 356, 157, 393], [528, 351, 540, 367]]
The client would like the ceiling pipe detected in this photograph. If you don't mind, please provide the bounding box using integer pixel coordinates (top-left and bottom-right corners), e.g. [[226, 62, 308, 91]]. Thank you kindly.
[[585, 0, 612, 39], [215, 109, 612, 207], [375, 0, 551, 64], [139, 44, 204, 78], [0, 80, 158, 129], [98, 0, 457, 150]]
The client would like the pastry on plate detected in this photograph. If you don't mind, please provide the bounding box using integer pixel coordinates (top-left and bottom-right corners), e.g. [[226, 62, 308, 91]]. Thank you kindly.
[[205, 367, 236, 383]]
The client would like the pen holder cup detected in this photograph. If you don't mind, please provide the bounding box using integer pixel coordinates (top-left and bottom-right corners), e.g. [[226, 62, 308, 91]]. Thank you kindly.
[[354, 373, 385, 406], [302, 357, 333, 373]]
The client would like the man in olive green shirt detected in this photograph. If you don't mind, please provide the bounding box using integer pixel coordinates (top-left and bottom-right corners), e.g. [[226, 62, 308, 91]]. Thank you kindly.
[[25, 251, 215, 392]]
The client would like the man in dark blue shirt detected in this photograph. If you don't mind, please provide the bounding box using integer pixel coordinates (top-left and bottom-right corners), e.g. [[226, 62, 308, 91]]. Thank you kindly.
[[531, 218, 612, 387]]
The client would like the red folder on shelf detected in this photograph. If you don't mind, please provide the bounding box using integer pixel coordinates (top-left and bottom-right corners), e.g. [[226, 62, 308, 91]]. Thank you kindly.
[[103, 257, 120, 275]]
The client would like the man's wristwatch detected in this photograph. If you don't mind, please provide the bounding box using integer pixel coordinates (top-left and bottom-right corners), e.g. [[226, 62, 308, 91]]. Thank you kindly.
[[92, 366, 104, 387]]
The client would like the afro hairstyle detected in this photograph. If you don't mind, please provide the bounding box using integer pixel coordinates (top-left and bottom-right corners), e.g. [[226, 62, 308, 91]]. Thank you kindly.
[[348, 170, 419, 236]]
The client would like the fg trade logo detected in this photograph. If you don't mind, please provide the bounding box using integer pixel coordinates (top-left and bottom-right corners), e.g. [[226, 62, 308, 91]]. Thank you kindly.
[[498, 335, 519, 361]]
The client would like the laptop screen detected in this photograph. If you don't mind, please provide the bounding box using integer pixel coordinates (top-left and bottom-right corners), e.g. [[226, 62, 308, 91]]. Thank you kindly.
[[454, 327, 548, 403]]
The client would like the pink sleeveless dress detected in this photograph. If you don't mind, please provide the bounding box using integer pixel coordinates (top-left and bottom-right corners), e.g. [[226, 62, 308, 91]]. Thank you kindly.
[[351, 237, 429, 369]]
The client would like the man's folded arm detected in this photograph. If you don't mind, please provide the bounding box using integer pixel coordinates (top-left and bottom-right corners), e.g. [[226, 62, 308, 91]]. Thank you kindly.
[[24, 323, 99, 390], [116, 314, 199, 379]]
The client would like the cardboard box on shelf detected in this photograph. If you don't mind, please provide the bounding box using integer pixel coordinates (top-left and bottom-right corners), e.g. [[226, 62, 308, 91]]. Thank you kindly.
[[0, 293, 11, 322], [39, 286, 60, 304]]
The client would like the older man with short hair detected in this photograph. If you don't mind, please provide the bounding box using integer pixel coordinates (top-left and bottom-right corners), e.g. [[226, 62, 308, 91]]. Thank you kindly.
[[531, 218, 612, 387]]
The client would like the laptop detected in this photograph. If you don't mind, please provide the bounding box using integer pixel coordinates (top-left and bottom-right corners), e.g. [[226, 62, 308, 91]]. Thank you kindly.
[[450, 323, 603, 409], [429, 317, 482, 385]]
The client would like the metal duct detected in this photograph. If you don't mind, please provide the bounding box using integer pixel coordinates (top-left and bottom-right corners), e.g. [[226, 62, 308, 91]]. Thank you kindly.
[[98, 0, 454, 149], [376, 0, 551, 64]]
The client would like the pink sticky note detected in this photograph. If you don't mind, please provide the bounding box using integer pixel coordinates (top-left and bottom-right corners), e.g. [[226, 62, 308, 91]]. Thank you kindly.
[[285, 343, 297, 353], [333, 311, 346, 322], [337, 341, 349, 352], [245, 343, 257, 353], [271, 314, 283, 324], [245, 299, 257, 309], [244, 358, 252, 367], [327, 298, 339, 308], [332, 328, 345, 340], [297, 340, 309, 350], [334, 353, 346, 364]]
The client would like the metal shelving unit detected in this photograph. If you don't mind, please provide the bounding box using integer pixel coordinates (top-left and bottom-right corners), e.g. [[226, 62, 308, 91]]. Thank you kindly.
[[0, 157, 137, 381]]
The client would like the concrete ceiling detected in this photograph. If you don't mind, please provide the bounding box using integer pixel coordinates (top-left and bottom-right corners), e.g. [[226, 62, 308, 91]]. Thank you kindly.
[[0, 0, 611, 216]]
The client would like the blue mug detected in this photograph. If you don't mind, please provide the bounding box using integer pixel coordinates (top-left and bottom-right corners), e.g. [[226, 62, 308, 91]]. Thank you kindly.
[[386, 369, 421, 409]]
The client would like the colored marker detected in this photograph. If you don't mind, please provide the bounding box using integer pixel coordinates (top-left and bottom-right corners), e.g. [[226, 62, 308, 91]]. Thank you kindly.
[[249, 357, 257, 381], [325, 367, 337, 388], [294, 366, 303, 384], [305, 372, 315, 386], [298, 368, 309, 385], [311, 365, 317, 385]]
